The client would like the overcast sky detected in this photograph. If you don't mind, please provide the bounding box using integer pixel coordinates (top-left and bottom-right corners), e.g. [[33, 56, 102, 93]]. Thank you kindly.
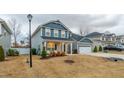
[[0, 14, 124, 41]]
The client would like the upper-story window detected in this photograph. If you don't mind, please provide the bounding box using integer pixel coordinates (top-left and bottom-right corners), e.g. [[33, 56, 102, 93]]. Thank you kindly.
[[45, 28, 51, 37], [54, 30, 58, 37], [61, 31, 65, 38]]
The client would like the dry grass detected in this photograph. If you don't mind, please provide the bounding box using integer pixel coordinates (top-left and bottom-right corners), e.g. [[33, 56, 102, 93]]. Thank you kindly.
[[0, 54, 124, 77], [107, 50, 124, 55]]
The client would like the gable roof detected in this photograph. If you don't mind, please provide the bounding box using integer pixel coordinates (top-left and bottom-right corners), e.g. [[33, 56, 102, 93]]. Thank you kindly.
[[0, 18, 12, 34], [32, 20, 72, 37], [42, 20, 67, 30], [79, 37, 93, 43], [86, 32, 103, 38], [71, 33, 84, 41]]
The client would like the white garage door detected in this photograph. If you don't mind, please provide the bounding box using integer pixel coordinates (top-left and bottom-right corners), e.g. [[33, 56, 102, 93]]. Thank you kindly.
[[79, 46, 91, 54]]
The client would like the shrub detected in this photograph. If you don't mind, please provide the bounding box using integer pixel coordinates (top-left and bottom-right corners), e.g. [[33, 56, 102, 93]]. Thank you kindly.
[[93, 46, 98, 52], [61, 52, 65, 56], [0, 46, 5, 61], [52, 52, 56, 57], [99, 45, 102, 51], [41, 47, 47, 58], [73, 49, 77, 54], [8, 49, 14, 56], [14, 50, 19, 56], [56, 51, 61, 56], [7, 49, 19, 56], [32, 48, 37, 55]]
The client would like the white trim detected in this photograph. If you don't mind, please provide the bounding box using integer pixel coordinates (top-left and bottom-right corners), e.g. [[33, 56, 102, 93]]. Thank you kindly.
[[45, 28, 51, 37], [54, 29, 59, 37], [79, 37, 93, 43]]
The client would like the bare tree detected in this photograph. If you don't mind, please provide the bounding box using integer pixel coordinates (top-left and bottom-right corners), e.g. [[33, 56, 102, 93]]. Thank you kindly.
[[79, 26, 91, 36], [9, 18, 21, 47]]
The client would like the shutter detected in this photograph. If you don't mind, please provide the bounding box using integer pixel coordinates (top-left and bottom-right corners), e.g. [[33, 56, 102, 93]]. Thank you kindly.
[[51, 29, 54, 37], [59, 30, 61, 38], [42, 27, 45, 36]]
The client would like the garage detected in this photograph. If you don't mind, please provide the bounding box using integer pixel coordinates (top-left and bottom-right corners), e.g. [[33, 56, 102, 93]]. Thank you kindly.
[[79, 46, 92, 54]]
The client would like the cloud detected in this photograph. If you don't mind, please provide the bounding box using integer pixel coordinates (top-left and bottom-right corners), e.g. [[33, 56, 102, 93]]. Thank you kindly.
[[0, 14, 124, 39]]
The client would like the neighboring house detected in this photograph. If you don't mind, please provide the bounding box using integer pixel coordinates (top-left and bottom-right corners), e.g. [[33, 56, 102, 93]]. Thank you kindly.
[[0, 18, 12, 55], [86, 32, 117, 47], [116, 35, 124, 44], [32, 20, 74, 54], [71, 33, 93, 53], [102, 33, 116, 45]]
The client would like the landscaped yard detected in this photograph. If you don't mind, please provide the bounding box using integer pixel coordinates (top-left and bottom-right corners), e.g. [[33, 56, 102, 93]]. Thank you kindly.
[[0, 54, 124, 77]]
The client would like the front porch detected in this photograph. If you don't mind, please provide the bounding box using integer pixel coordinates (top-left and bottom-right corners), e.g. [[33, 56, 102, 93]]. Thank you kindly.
[[42, 41, 73, 54]]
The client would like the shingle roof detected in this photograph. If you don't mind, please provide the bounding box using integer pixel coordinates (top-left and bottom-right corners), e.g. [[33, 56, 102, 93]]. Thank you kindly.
[[32, 20, 72, 37], [42, 20, 67, 30], [80, 38, 93, 43], [0, 18, 12, 34], [71, 33, 84, 41], [86, 32, 102, 37], [41, 36, 74, 41]]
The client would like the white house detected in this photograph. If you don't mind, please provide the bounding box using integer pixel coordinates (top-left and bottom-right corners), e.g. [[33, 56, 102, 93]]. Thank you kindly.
[[0, 18, 12, 55]]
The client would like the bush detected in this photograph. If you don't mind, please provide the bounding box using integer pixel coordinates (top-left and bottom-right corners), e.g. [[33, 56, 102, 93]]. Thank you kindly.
[[41, 47, 47, 58], [8, 49, 14, 56], [56, 51, 61, 56], [61, 52, 65, 56], [32, 48, 36, 55], [14, 50, 19, 56], [0, 46, 5, 61], [73, 49, 77, 54], [99, 45, 102, 51], [7, 49, 19, 56], [93, 46, 98, 52]]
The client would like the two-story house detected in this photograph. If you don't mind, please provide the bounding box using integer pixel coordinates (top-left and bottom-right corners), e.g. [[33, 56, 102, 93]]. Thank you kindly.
[[86, 32, 117, 47], [0, 18, 12, 55], [32, 20, 74, 54], [32, 20, 94, 54], [116, 35, 124, 44]]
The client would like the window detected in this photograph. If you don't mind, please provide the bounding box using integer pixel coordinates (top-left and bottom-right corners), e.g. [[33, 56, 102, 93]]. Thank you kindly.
[[54, 30, 58, 37], [61, 31, 65, 38], [45, 28, 50, 36]]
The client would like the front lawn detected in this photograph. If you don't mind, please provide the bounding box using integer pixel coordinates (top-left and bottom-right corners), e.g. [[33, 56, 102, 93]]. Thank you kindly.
[[106, 50, 124, 55], [0, 55, 124, 77]]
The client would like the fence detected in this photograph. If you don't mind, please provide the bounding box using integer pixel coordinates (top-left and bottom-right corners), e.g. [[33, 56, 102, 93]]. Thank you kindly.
[[11, 48, 30, 55]]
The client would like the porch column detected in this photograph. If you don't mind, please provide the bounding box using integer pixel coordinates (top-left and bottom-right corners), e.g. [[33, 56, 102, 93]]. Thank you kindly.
[[77, 42, 78, 53], [65, 43, 68, 54], [44, 41, 47, 50], [62, 42, 64, 52], [70, 43, 72, 54]]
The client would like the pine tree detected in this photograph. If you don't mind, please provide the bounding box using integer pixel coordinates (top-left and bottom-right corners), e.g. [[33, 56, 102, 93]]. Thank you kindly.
[[0, 46, 5, 61], [93, 46, 97, 52]]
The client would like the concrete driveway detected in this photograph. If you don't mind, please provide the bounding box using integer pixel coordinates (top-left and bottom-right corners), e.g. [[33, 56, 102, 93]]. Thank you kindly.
[[83, 52, 124, 59]]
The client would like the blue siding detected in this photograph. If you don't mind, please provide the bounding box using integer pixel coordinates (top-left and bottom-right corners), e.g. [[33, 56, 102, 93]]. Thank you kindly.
[[59, 30, 61, 38], [43, 23, 67, 30], [51, 29, 54, 37], [65, 31, 67, 38], [42, 27, 45, 36]]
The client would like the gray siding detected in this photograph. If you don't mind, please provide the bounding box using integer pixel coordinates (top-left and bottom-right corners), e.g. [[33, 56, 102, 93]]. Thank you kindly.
[[32, 28, 42, 51], [0, 24, 11, 55]]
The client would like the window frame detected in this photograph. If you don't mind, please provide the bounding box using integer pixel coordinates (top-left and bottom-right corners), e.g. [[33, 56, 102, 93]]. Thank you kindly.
[[54, 30, 59, 37], [61, 31, 65, 38], [45, 28, 51, 37]]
